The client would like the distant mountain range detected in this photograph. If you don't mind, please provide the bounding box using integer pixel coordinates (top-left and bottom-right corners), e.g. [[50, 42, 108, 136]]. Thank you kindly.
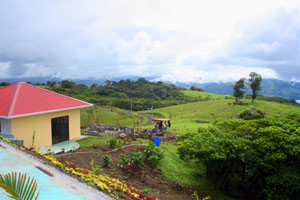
[[174, 79, 300, 100], [1, 77, 300, 100]]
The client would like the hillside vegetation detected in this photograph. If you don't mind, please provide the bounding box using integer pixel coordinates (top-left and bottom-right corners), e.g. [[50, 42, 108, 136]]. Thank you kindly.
[[40, 79, 206, 111], [141, 91, 300, 135]]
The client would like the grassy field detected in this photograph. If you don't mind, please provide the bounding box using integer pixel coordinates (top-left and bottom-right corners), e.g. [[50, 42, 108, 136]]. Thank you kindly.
[[78, 135, 150, 149], [141, 91, 300, 135], [159, 144, 234, 200], [183, 90, 230, 100], [80, 106, 145, 127]]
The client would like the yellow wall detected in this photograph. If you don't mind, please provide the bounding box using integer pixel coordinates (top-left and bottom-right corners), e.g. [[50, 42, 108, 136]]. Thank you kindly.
[[11, 109, 81, 147]]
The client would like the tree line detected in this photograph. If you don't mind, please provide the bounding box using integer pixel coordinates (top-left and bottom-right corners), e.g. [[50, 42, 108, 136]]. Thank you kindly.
[[2, 78, 201, 111]]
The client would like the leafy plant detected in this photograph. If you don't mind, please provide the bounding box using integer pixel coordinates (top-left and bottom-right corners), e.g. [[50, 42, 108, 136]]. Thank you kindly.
[[0, 172, 39, 200], [118, 152, 144, 168], [144, 142, 163, 168], [238, 106, 265, 120], [109, 137, 118, 149], [102, 154, 112, 167], [31, 131, 35, 148], [90, 159, 102, 175], [128, 152, 144, 167]]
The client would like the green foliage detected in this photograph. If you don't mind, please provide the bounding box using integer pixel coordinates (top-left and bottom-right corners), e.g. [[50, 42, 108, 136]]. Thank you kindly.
[[190, 86, 205, 92], [108, 137, 118, 149], [248, 72, 262, 102], [232, 78, 246, 101], [0, 172, 39, 200], [102, 154, 112, 167], [238, 106, 265, 120], [31, 131, 35, 148], [90, 159, 102, 175], [118, 152, 145, 168], [144, 142, 164, 168], [60, 80, 76, 89], [178, 118, 300, 199], [41, 79, 205, 111]]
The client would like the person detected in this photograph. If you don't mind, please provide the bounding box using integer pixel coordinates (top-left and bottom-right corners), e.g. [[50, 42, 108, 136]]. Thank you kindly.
[[158, 121, 163, 131], [167, 120, 171, 127], [152, 126, 157, 134]]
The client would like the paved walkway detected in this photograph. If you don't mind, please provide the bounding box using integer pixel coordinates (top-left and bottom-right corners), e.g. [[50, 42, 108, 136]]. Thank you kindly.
[[0, 141, 113, 200]]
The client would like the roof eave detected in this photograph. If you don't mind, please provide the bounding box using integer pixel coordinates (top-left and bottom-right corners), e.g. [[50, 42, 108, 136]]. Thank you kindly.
[[0, 104, 93, 119]]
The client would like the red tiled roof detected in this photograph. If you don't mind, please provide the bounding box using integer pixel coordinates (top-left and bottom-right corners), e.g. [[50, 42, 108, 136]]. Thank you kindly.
[[0, 82, 93, 118]]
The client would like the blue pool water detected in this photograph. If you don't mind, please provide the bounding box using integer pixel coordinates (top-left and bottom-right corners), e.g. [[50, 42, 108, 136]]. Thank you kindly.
[[0, 147, 90, 200]]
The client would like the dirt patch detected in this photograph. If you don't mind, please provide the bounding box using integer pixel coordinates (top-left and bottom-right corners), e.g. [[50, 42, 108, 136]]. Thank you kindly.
[[59, 145, 198, 200]]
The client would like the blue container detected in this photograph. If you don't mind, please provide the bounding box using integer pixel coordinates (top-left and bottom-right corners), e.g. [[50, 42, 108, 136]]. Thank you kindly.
[[154, 137, 160, 147]]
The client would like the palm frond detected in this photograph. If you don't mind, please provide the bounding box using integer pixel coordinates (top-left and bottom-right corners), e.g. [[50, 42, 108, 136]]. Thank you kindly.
[[0, 172, 39, 200]]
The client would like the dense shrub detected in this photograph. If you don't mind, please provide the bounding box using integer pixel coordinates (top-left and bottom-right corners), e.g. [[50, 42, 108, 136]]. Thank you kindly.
[[108, 137, 118, 149], [238, 106, 265, 120], [102, 154, 112, 167], [144, 142, 164, 168], [178, 118, 300, 199], [118, 152, 145, 168]]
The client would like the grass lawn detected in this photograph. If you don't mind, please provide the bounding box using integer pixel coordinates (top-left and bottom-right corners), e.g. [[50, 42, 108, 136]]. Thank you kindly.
[[80, 106, 144, 127], [159, 144, 234, 200], [78, 135, 151, 149], [77, 135, 113, 149], [183, 90, 230, 100]]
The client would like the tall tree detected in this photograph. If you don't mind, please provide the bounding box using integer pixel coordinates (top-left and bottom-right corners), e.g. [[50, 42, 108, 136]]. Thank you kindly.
[[249, 72, 262, 102], [233, 78, 246, 102]]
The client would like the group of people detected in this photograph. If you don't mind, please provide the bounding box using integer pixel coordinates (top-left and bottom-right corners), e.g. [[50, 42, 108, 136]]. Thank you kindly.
[[152, 120, 171, 135]]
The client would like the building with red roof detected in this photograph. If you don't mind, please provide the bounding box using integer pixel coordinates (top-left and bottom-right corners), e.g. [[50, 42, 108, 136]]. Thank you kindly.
[[0, 82, 93, 147]]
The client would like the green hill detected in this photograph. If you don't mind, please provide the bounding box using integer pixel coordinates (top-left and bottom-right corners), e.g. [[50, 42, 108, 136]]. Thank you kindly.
[[141, 91, 300, 135]]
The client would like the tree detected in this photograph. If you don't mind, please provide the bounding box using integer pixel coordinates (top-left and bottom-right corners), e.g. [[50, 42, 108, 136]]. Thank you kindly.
[[249, 72, 262, 102], [177, 118, 300, 199], [60, 80, 75, 89], [232, 78, 246, 102]]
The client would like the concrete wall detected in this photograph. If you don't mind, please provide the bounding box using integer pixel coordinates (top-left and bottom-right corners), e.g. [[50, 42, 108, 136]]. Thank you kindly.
[[11, 109, 81, 148], [0, 118, 12, 134]]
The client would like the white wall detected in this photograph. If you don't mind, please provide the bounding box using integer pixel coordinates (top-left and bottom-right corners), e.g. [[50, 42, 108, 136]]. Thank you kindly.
[[0, 118, 12, 134]]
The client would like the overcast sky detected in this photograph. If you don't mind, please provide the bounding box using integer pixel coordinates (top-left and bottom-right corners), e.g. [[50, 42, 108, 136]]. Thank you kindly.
[[0, 0, 300, 83]]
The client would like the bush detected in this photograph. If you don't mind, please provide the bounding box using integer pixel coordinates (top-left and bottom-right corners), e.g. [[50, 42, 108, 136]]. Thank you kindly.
[[102, 154, 112, 167], [118, 152, 145, 168], [109, 137, 118, 149], [144, 142, 164, 168], [238, 106, 265, 120], [178, 118, 300, 199]]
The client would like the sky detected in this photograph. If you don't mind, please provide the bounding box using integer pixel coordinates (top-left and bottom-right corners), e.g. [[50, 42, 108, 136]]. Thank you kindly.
[[0, 0, 300, 83]]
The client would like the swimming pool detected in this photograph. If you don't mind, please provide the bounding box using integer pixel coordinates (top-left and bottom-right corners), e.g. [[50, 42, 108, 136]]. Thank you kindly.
[[0, 146, 109, 200]]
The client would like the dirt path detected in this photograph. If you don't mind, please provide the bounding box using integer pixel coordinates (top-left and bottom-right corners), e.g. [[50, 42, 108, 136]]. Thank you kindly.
[[97, 106, 153, 125]]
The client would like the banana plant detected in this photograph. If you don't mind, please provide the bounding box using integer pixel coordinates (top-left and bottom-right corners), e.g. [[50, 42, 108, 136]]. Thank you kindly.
[[0, 172, 39, 200]]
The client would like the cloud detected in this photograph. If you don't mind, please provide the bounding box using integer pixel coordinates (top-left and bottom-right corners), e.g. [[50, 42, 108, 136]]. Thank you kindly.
[[0, 0, 300, 82], [215, 8, 300, 81], [154, 65, 279, 83]]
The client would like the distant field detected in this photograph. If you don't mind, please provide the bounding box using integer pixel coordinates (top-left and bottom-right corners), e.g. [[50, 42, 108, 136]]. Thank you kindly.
[[80, 106, 144, 127], [182, 90, 230, 99], [141, 91, 300, 135]]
